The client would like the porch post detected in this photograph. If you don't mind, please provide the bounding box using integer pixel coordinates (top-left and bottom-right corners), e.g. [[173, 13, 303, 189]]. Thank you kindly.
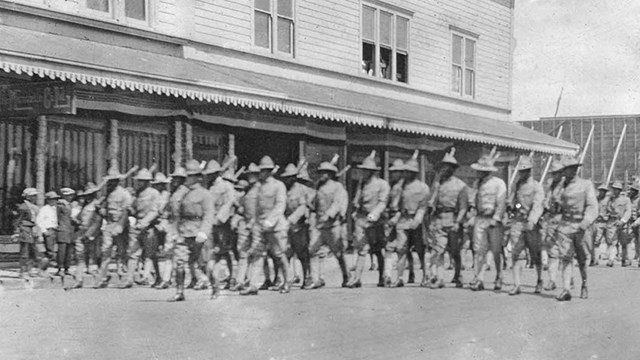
[[35, 115, 47, 206]]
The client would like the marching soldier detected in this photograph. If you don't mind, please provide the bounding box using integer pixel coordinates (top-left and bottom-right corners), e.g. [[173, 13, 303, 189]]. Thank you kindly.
[[628, 182, 640, 267], [428, 148, 468, 288], [348, 150, 389, 288], [555, 155, 597, 301], [506, 155, 544, 295], [148, 173, 171, 287], [36, 191, 59, 268], [295, 162, 316, 286], [70, 183, 102, 289], [203, 158, 237, 297], [241, 156, 290, 295], [123, 168, 161, 288], [540, 159, 564, 291], [170, 160, 214, 302], [281, 162, 312, 288], [605, 181, 631, 267], [382, 158, 405, 286], [591, 184, 610, 266], [308, 155, 350, 288], [11, 188, 45, 278], [95, 166, 134, 288], [233, 163, 261, 292], [469, 147, 507, 291], [386, 152, 429, 288], [56, 188, 76, 277], [156, 167, 189, 289]]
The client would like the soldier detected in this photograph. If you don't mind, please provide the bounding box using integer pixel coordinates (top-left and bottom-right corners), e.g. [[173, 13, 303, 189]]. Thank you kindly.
[[146, 172, 171, 287], [382, 158, 404, 285], [36, 191, 59, 268], [540, 159, 564, 291], [555, 155, 597, 301], [348, 150, 389, 288], [169, 160, 214, 302], [628, 182, 640, 267], [308, 155, 350, 288], [428, 148, 468, 288], [295, 162, 316, 286], [469, 147, 507, 291], [386, 152, 429, 288], [56, 188, 76, 277], [95, 166, 134, 289], [203, 158, 237, 296], [506, 155, 544, 295], [11, 188, 45, 278], [70, 183, 102, 289], [156, 167, 189, 289], [241, 156, 290, 295], [233, 163, 261, 292], [590, 184, 610, 266], [280, 162, 312, 288], [605, 181, 631, 267]]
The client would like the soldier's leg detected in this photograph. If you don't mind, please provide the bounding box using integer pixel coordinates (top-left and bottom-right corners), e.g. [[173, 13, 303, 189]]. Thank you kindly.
[[233, 221, 251, 290], [556, 222, 578, 300], [489, 224, 504, 288], [328, 224, 349, 286], [205, 232, 218, 292], [411, 227, 426, 284], [605, 222, 617, 266], [148, 229, 162, 285], [72, 238, 86, 286], [19, 242, 29, 277], [619, 228, 630, 266], [268, 230, 290, 292], [290, 227, 311, 287], [472, 219, 490, 289], [125, 228, 144, 286], [96, 230, 117, 286], [574, 231, 589, 299], [393, 227, 410, 286], [170, 238, 191, 301], [348, 217, 369, 286], [383, 227, 398, 284], [447, 228, 463, 285]]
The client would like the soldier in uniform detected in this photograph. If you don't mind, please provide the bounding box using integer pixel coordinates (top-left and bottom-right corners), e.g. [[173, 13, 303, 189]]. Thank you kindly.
[[233, 163, 261, 292], [170, 160, 215, 302], [308, 155, 350, 288], [241, 156, 290, 295], [56, 187, 76, 277], [348, 150, 389, 288], [382, 158, 404, 286], [628, 182, 640, 267], [469, 147, 507, 291], [540, 159, 564, 291], [505, 155, 544, 295], [147, 172, 171, 287], [555, 155, 597, 301], [428, 148, 468, 288], [385, 152, 429, 288], [203, 158, 237, 296], [280, 162, 312, 288], [12, 188, 45, 278], [590, 184, 610, 266], [605, 181, 631, 267], [70, 183, 102, 289], [36, 191, 59, 268], [157, 167, 189, 289], [295, 162, 316, 286], [95, 166, 134, 288]]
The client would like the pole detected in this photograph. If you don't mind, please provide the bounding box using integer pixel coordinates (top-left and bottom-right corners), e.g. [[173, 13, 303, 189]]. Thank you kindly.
[[540, 125, 564, 183], [577, 124, 595, 176], [606, 123, 627, 185]]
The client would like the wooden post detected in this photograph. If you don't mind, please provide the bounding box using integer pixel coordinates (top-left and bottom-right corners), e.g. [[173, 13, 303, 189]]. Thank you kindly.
[[383, 148, 389, 180], [185, 122, 193, 160], [229, 133, 236, 158], [109, 119, 119, 170], [420, 154, 426, 182], [298, 139, 305, 161], [173, 120, 183, 167], [35, 115, 47, 206]]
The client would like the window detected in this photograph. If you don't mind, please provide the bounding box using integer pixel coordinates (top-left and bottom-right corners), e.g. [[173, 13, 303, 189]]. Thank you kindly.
[[452, 32, 476, 97], [84, 0, 150, 25], [361, 4, 410, 83], [254, 0, 295, 56]]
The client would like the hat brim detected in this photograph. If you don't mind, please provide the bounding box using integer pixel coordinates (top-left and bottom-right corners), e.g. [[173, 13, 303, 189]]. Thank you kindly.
[[470, 163, 498, 172], [357, 165, 380, 171], [437, 161, 459, 169], [389, 166, 404, 172], [404, 167, 420, 173], [186, 170, 202, 176], [562, 163, 583, 169], [259, 166, 275, 170], [317, 167, 338, 173], [169, 173, 187, 178], [202, 169, 222, 175], [280, 171, 298, 178]]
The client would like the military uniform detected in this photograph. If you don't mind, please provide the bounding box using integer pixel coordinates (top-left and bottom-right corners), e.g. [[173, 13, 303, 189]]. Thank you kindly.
[[126, 183, 161, 285], [285, 181, 311, 285], [626, 192, 640, 266], [72, 185, 103, 287], [12, 190, 44, 276], [56, 196, 75, 273], [592, 190, 610, 264], [605, 184, 631, 266], [234, 177, 260, 290], [159, 181, 189, 286]]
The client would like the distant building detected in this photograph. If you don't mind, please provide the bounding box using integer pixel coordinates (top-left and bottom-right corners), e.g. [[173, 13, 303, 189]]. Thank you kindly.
[[521, 115, 640, 184]]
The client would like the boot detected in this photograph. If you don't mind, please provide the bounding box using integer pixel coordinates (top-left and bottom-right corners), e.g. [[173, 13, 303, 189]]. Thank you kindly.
[[346, 280, 362, 288], [70, 281, 83, 289], [186, 278, 198, 289], [580, 285, 588, 299], [240, 286, 259, 296], [429, 279, 444, 289], [121, 280, 134, 289], [308, 279, 325, 289], [259, 279, 273, 291], [301, 277, 313, 289], [420, 274, 430, 287], [210, 286, 218, 300], [279, 282, 290, 294], [391, 279, 404, 288], [452, 277, 463, 288], [292, 275, 301, 285], [494, 278, 503, 291], [407, 271, 415, 284], [556, 289, 572, 301], [534, 280, 543, 294], [169, 293, 185, 302], [508, 285, 521, 296], [470, 280, 484, 291], [544, 281, 557, 291], [157, 281, 171, 290], [383, 275, 392, 288], [226, 278, 237, 290]]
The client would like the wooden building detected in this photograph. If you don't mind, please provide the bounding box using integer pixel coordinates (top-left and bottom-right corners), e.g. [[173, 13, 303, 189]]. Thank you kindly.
[[521, 115, 640, 185], [0, 0, 577, 236]]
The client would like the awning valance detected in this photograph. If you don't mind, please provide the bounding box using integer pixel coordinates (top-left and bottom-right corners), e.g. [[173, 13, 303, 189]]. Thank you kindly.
[[0, 24, 578, 155]]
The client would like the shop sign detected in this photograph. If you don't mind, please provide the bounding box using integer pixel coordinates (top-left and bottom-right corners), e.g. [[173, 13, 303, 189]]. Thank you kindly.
[[0, 82, 75, 116]]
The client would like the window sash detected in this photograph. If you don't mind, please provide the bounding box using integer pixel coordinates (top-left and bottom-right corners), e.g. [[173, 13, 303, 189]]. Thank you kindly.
[[451, 32, 476, 97], [86, 0, 110, 12], [255, 0, 271, 12], [124, 0, 147, 21], [277, 17, 293, 54], [362, 5, 376, 42], [254, 10, 272, 49]]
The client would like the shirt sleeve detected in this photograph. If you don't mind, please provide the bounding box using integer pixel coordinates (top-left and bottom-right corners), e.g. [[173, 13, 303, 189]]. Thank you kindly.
[[621, 197, 632, 224], [527, 181, 545, 224], [580, 181, 598, 228], [413, 183, 430, 224], [139, 192, 161, 228], [493, 179, 507, 223], [199, 190, 215, 235], [369, 180, 390, 221], [456, 183, 469, 224], [287, 188, 308, 224], [216, 185, 236, 224]]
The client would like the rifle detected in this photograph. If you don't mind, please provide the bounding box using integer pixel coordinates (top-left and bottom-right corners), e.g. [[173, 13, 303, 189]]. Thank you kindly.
[[606, 123, 627, 185], [336, 165, 351, 178], [577, 124, 595, 177], [540, 126, 564, 184]]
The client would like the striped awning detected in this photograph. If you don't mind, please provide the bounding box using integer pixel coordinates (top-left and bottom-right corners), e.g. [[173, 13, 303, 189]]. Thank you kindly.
[[0, 24, 578, 155]]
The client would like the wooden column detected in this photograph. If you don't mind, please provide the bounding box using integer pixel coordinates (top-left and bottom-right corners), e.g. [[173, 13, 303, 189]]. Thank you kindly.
[[109, 119, 119, 170], [173, 120, 183, 167], [185, 122, 193, 160], [420, 154, 426, 182], [229, 133, 236, 157], [383, 148, 389, 180], [298, 139, 305, 160], [35, 115, 47, 206]]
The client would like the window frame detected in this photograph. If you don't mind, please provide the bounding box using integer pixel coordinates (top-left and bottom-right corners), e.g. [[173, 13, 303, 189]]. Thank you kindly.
[[360, 2, 411, 84], [81, 0, 153, 29], [450, 28, 478, 99], [252, 0, 296, 58]]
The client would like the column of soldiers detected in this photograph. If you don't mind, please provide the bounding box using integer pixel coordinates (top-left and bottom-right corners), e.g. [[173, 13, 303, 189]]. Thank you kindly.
[[15, 146, 637, 302]]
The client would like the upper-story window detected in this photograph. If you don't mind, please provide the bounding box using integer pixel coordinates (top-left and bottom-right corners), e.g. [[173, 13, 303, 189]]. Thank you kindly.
[[361, 3, 410, 83], [451, 29, 477, 98], [254, 0, 295, 56], [85, 0, 149, 25]]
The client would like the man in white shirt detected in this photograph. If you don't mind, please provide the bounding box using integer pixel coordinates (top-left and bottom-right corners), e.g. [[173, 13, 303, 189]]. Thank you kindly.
[[36, 191, 60, 266]]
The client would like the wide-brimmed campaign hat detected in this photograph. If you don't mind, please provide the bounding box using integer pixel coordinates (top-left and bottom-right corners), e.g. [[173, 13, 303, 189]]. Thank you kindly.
[[170, 167, 187, 178], [45, 191, 60, 200], [151, 172, 170, 184], [103, 165, 124, 181], [560, 154, 583, 169], [185, 159, 203, 176], [259, 156, 276, 170], [202, 160, 222, 175], [357, 150, 380, 171], [611, 180, 623, 190], [280, 163, 299, 178], [517, 152, 535, 171], [134, 168, 154, 181], [439, 148, 459, 167], [549, 159, 564, 174], [404, 151, 420, 173], [389, 159, 404, 172], [245, 163, 260, 174], [470, 147, 500, 172], [60, 187, 76, 196], [22, 188, 39, 197], [318, 154, 340, 173], [80, 182, 100, 196]]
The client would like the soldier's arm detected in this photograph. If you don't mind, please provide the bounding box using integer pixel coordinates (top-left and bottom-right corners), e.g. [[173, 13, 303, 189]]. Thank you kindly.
[[413, 184, 430, 224], [268, 182, 287, 224], [352, 182, 362, 210], [621, 197, 632, 224], [493, 180, 508, 223], [580, 182, 599, 229], [456, 184, 469, 225], [324, 186, 343, 219], [287, 189, 308, 224], [369, 181, 390, 221], [216, 185, 236, 224], [528, 182, 545, 225], [138, 193, 161, 228], [199, 191, 215, 236]]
